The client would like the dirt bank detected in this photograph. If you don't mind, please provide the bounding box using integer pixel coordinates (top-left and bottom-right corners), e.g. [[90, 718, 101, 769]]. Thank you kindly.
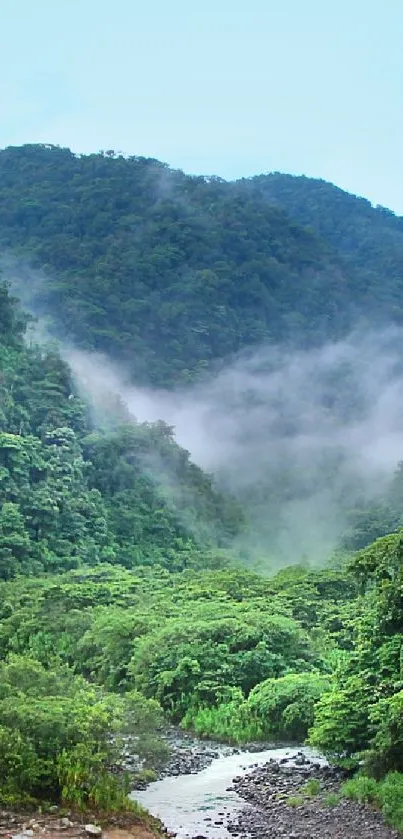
[[0, 811, 165, 839]]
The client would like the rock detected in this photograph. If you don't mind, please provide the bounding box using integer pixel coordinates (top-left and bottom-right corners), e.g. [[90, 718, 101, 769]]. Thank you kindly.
[[27, 821, 41, 832], [84, 826, 102, 837], [59, 818, 74, 830]]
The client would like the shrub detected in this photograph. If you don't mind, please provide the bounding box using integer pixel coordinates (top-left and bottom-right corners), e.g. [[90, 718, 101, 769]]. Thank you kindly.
[[309, 674, 371, 762], [247, 672, 330, 741], [0, 655, 165, 809], [300, 778, 321, 797], [340, 775, 379, 804], [380, 772, 403, 832], [368, 690, 403, 774], [286, 795, 304, 807]]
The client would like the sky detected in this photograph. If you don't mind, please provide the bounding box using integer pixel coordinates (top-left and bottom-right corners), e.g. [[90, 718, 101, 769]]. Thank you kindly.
[[0, 0, 402, 212]]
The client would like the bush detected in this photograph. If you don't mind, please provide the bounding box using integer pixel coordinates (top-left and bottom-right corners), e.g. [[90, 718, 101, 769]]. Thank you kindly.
[[368, 690, 403, 774], [182, 672, 329, 743], [286, 795, 304, 807], [308, 674, 371, 762], [300, 778, 321, 797], [339, 770, 403, 832], [247, 672, 330, 741], [57, 745, 135, 812], [0, 727, 44, 801], [380, 772, 403, 832], [130, 613, 309, 720], [182, 688, 260, 743], [0, 655, 165, 808], [340, 775, 379, 804]]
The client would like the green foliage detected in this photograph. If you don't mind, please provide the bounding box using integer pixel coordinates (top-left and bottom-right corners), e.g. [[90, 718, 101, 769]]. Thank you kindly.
[[0, 145, 377, 387], [182, 690, 255, 743], [0, 179, 401, 817], [0, 655, 165, 808], [130, 611, 310, 720], [368, 690, 403, 774], [246, 672, 330, 741], [323, 792, 341, 806], [309, 532, 403, 777], [379, 772, 403, 832], [248, 173, 403, 332], [131, 768, 158, 787], [339, 771, 403, 832], [340, 775, 379, 804], [57, 745, 135, 813], [2, 147, 403, 394], [183, 672, 329, 742], [284, 778, 321, 808], [286, 795, 304, 807], [0, 281, 241, 579], [299, 778, 321, 797], [0, 563, 322, 715], [308, 674, 372, 761]]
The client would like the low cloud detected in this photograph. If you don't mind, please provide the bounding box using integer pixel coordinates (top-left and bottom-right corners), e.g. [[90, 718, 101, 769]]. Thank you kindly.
[[65, 328, 403, 566]]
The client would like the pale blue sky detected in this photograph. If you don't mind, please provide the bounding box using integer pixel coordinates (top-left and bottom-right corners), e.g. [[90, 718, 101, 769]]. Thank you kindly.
[[1, 0, 402, 211]]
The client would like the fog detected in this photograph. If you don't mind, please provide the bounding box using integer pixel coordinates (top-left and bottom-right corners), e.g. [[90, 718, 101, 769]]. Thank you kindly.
[[4, 252, 403, 566], [65, 329, 403, 565]]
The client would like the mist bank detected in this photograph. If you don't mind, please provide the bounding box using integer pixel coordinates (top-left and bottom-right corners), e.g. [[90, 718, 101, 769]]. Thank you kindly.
[[4, 252, 403, 566], [64, 328, 403, 566]]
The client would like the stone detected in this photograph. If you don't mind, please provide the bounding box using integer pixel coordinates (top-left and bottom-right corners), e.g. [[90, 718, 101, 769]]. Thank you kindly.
[[84, 826, 102, 837]]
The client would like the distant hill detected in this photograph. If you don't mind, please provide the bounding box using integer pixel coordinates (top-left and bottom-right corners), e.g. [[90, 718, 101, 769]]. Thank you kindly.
[[245, 172, 403, 315]]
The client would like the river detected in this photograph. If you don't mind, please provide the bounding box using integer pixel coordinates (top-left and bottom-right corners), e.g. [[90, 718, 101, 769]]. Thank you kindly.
[[132, 745, 325, 839]]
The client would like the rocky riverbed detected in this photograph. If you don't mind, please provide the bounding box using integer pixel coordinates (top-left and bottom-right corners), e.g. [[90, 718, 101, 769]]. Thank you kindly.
[[229, 753, 400, 839], [157, 729, 236, 778], [135, 740, 401, 839]]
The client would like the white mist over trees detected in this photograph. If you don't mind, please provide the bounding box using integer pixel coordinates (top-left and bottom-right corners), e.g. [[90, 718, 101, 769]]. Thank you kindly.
[[66, 328, 403, 565]]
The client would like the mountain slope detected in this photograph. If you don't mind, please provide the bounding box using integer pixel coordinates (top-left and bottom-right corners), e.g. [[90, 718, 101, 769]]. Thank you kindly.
[[3, 147, 403, 390], [246, 172, 403, 316], [0, 144, 354, 386], [0, 281, 239, 578]]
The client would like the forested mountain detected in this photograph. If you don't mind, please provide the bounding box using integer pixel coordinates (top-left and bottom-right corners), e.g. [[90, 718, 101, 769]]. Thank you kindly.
[[1, 145, 403, 390], [0, 147, 402, 831], [0, 281, 239, 578], [0, 144, 375, 386], [247, 172, 403, 317]]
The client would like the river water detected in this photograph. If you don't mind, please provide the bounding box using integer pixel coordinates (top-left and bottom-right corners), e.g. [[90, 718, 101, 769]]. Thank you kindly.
[[132, 745, 324, 839]]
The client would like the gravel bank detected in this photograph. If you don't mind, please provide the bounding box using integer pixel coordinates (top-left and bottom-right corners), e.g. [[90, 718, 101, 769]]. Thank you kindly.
[[228, 753, 400, 839]]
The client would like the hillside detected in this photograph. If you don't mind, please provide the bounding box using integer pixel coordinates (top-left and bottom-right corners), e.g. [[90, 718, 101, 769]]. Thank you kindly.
[[246, 172, 403, 317], [0, 144, 354, 386], [1, 146, 403, 389], [0, 281, 239, 579]]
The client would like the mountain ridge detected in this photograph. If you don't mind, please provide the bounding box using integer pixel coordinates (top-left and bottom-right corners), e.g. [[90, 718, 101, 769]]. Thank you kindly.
[[4, 143, 403, 386]]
